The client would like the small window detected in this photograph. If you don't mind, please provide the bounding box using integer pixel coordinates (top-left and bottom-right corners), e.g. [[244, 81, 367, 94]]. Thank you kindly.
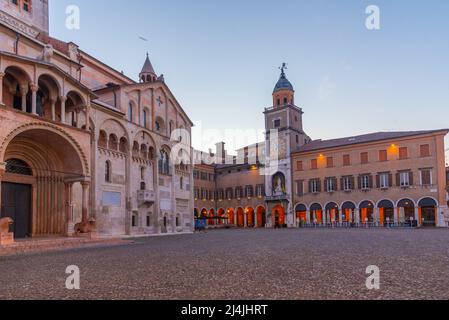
[[400, 172, 410, 187], [311, 159, 318, 170], [128, 103, 134, 123], [155, 121, 161, 131], [326, 178, 336, 192], [146, 215, 151, 227], [343, 154, 351, 166], [326, 157, 334, 168], [180, 177, 184, 190], [379, 173, 389, 189], [379, 150, 387, 162], [310, 179, 320, 193], [420, 144, 430, 157], [142, 110, 147, 128], [361, 152, 369, 164], [296, 161, 303, 171], [23, 0, 31, 12], [421, 169, 432, 185], [132, 213, 138, 227], [361, 175, 371, 189], [105, 161, 112, 183], [399, 147, 408, 160], [342, 176, 353, 191], [274, 119, 281, 128], [176, 216, 180, 227]]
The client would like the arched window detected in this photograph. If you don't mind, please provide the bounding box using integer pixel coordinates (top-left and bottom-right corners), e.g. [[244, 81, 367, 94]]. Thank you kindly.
[[141, 144, 148, 159], [176, 215, 180, 227], [155, 120, 161, 132], [108, 134, 118, 150], [105, 161, 112, 182], [159, 150, 170, 175], [6, 159, 32, 176], [132, 141, 139, 157], [142, 109, 147, 128], [98, 130, 107, 148], [140, 182, 146, 191], [180, 177, 184, 190], [119, 137, 128, 153], [128, 103, 134, 123], [141, 167, 146, 180]]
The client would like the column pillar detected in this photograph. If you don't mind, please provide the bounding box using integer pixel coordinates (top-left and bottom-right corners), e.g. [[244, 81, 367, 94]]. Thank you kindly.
[[85, 102, 91, 130], [30, 83, 38, 115], [312, 210, 316, 223], [81, 181, 90, 223], [323, 210, 327, 225], [394, 207, 399, 224], [355, 209, 360, 224], [20, 85, 28, 112], [374, 208, 380, 225], [0, 72, 5, 106], [0, 163, 5, 214], [306, 210, 311, 224], [65, 182, 74, 235], [75, 110, 80, 128], [339, 210, 343, 224], [50, 98, 56, 121], [244, 211, 248, 228], [414, 207, 420, 226], [60, 96, 66, 124]]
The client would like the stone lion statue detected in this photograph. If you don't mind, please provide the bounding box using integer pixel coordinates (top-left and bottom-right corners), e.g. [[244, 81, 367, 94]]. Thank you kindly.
[[74, 220, 96, 234], [0, 217, 13, 234]]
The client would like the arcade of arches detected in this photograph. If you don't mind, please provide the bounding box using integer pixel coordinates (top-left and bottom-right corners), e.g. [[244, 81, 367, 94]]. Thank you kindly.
[[194, 206, 268, 228], [294, 198, 439, 227]]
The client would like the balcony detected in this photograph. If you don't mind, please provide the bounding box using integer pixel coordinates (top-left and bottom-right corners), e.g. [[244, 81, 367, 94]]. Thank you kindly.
[[137, 190, 156, 204], [265, 194, 289, 202]]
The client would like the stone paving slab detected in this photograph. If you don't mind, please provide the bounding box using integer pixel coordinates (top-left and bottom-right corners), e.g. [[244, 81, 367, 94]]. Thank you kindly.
[[0, 228, 449, 300]]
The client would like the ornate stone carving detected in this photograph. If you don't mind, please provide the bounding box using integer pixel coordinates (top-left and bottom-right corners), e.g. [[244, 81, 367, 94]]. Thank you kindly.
[[42, 44, 54, 62], [0, 11, 40, 38], [0, 217, 13, 234]]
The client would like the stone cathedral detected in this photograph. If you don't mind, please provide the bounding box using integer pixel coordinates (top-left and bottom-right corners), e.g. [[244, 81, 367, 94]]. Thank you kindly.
[[0, 0, 194, 238]]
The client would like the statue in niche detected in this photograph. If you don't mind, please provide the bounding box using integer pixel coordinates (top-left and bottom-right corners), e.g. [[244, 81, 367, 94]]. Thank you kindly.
[[272, 172, 286, 196]]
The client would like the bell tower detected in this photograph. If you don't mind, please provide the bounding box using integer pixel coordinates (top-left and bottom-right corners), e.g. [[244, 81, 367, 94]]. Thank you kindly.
[[139, 53, 158, 83], [263, 63, 308, 228]]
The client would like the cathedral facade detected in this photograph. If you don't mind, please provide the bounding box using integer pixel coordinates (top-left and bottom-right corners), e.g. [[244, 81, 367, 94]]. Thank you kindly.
[[0, 0, 194, 238]]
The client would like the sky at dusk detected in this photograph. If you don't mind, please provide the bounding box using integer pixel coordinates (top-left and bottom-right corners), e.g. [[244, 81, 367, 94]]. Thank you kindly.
[[49, 0, 449, 163]]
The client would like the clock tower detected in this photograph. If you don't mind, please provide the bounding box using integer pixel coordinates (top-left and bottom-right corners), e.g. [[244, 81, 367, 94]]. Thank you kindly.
[[263, 64, 309, 227]]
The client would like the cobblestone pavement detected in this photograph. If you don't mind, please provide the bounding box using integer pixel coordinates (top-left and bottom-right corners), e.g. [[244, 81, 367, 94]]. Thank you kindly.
[[1, 228, 449, 300]]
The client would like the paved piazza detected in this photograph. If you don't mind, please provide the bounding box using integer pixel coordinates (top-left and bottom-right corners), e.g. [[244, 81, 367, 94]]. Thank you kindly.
[[1, 229, 449, 300]]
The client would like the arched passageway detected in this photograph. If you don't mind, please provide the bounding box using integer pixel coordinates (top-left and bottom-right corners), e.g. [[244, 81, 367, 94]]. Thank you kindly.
[[377, 200, 394, 226], [0, 127, 89, 238], [419, 198, 437, 227], [359, 201, 375, 224], [341, 202, 356, 223], [236, 208, 244, 228], [272, 205, 285, 228], [295, 204, 307, 225], [325, 202, 339, 224], [246, 207, 255, 228], [227, 208, 235, 225], [397, 199, 415, 224], [256, 206, 266, 228], [310, 203, 323, 224]]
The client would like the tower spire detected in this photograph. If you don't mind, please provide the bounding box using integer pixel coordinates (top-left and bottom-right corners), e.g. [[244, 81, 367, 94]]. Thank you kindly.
[[139, 53, 157, 83]]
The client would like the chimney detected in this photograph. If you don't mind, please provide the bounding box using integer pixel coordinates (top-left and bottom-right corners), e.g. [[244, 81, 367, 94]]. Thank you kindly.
[[215, 142, 226, 165]]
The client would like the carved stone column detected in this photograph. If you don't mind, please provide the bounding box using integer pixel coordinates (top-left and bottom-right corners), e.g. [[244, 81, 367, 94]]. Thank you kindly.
[[20, 85, 28, 112], [65, 182, 74, 236], [30, 83, 38, 115], [50, 98, 56, 121], [81, 181, 90, 223], [0, 72, 5, 106], [60, 96, 66, 123]]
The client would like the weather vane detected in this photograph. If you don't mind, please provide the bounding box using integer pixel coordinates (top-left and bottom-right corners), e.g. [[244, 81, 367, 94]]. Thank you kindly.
[[279, 62, 287, 75]]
